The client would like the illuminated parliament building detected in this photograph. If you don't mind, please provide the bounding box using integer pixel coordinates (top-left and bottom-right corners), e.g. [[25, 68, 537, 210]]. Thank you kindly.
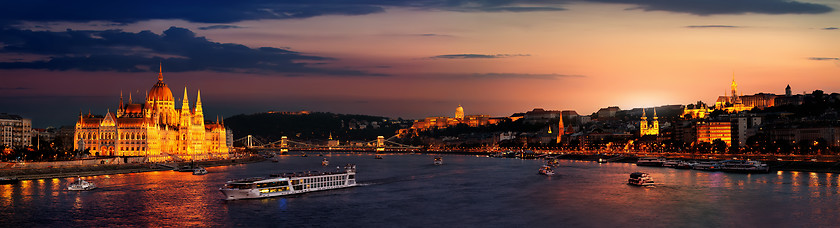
[[74, 66, 229, 162]]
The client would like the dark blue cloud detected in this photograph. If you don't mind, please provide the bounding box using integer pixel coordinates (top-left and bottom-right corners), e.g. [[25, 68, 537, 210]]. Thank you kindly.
[[0, 0, 828, 25], [823, 27, 838, 30], [430, 54, 530, 59], [589, 0, 832, 15], [0, 26, 382, 76], [198, 25, 244, 30]]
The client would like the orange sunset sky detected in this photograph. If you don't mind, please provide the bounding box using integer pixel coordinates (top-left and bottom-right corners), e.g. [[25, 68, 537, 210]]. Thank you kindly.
[[0, 0, 838, 127]]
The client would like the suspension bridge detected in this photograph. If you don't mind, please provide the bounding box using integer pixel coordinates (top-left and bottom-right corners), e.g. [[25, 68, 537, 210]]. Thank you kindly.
[[232, 134, 422, 152]]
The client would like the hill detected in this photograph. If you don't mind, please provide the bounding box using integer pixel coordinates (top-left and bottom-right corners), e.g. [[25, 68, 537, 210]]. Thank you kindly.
[[223, 112, 412, 144]]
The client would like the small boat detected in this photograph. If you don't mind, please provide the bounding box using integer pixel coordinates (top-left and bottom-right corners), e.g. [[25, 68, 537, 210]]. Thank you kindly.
[[193, 167, 208, 175], [374, 155, 383, 159], [538, 165, 555, 175], [68, 177, 96, 191], [271, 157, 280, 162], [636, 157, 666, 167], [693, 161, 720, 171], [628, 172, 654, 186], [546, 159, 560, 167], [0, 177, 20, 185], [301, 153, 308, 157], [434, 156, 443, 165], [321, 158, 329, 166]]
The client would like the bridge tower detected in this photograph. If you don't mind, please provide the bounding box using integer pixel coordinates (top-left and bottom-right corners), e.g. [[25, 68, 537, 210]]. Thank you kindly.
[[376, 136, 385, 152], [246, 135, 254, 148], [280, 136, 289, 154]]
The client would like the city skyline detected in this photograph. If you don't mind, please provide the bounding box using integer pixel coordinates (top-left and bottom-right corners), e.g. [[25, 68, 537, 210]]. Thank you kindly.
[[1, 0, 838, 128]]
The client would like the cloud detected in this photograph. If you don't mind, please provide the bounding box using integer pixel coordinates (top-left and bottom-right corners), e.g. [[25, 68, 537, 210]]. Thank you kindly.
[[0, 26, 381, 76], [823, 27, 838, 30], [430, 54, 530, 59], [685, 25, 741, 28], [0, 1, 831, 25], [808, 57, 839, 61], [198, 25, 244, 30], [589, 0, 832, 15]]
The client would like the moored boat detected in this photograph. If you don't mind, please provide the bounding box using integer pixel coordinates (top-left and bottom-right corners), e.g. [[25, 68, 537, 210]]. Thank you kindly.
[[193, 167, 208, 175], [628, 172, 654, 186], [67, 177, 96, 191], [220, 164, 357, 200], [636, 157, 666, 167], [538, 165, 555, 175], [0, 177, 20, 185], [719, 160, 770, 173], [692, 161, 720, 171], [675, 160, 697, 169], [662, 159, 680, 168]]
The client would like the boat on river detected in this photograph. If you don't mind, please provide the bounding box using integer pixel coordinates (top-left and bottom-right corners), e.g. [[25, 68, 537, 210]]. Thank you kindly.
[[434, 156, 443, 165], [0, 177, 20, 185], [193, 167, 208, 175], [220, 164, 357, 200], [321, 158, 329, 166], [662, 159, 681, 168], [636, 157, 666, 166], [628, 172, 654, 186], [67, 177, 96, 191], [374, 155, 383, 159], [538, 165, 555, 175], [719, 160, 769, 173], [693, 161, 720, 171]]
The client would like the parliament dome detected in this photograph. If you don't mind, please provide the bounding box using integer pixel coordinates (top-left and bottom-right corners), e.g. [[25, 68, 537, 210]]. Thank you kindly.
[[147, 66, 174, 101]]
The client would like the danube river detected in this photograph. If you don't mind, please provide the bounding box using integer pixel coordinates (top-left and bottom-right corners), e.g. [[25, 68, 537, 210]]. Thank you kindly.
[[3, 153, 840, 227]]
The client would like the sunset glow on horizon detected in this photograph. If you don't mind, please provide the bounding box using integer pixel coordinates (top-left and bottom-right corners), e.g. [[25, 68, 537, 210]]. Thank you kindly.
[[1, 0, 838, 127]]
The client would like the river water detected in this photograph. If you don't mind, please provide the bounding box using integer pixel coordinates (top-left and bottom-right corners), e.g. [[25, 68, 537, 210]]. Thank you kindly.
[[3, 153, 840, 227]]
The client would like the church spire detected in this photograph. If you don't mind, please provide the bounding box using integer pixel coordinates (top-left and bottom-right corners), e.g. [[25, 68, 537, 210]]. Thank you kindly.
[[119, 90, 124, 109], [653, 108, 658, 120], [181, 87, 189, 110], [158, 62, 164, 81]]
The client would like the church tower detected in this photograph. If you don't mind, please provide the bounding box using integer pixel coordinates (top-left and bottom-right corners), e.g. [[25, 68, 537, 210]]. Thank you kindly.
[[730, 73, 741, 104], [640, 108, 648, 134], [556, 113, 564, 144], [785, 84, 792, 96], [640, 108, 659, 136], [651, 108, 659, 135]]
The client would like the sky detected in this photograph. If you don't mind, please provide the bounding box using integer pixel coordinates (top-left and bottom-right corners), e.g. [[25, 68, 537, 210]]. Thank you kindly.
[[0, 0, 838, 128]]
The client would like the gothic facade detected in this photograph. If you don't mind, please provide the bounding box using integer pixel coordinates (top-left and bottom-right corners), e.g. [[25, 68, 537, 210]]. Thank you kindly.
[[74, 66, 228, 162]]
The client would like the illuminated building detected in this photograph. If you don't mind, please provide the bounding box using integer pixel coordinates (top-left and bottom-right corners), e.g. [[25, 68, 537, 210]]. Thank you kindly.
[[714, 75, 753, 113], [682, 101, 711, 119], [0, 113, 32, 149], [411, 105, 500, 130], [74, 65, 229, 162], [696, 121, 732, 146], [639, 108, 659, 136]]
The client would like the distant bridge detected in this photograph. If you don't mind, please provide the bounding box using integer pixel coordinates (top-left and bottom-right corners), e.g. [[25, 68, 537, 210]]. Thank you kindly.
[[232, 134, 422, 152]]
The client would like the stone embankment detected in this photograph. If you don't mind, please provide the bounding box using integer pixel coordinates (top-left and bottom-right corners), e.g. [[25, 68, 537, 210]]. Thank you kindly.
[[0, 156, 265, 180]]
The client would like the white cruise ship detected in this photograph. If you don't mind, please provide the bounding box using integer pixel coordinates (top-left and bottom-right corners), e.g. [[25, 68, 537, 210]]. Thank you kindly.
[[220, 164, 357, 200]]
